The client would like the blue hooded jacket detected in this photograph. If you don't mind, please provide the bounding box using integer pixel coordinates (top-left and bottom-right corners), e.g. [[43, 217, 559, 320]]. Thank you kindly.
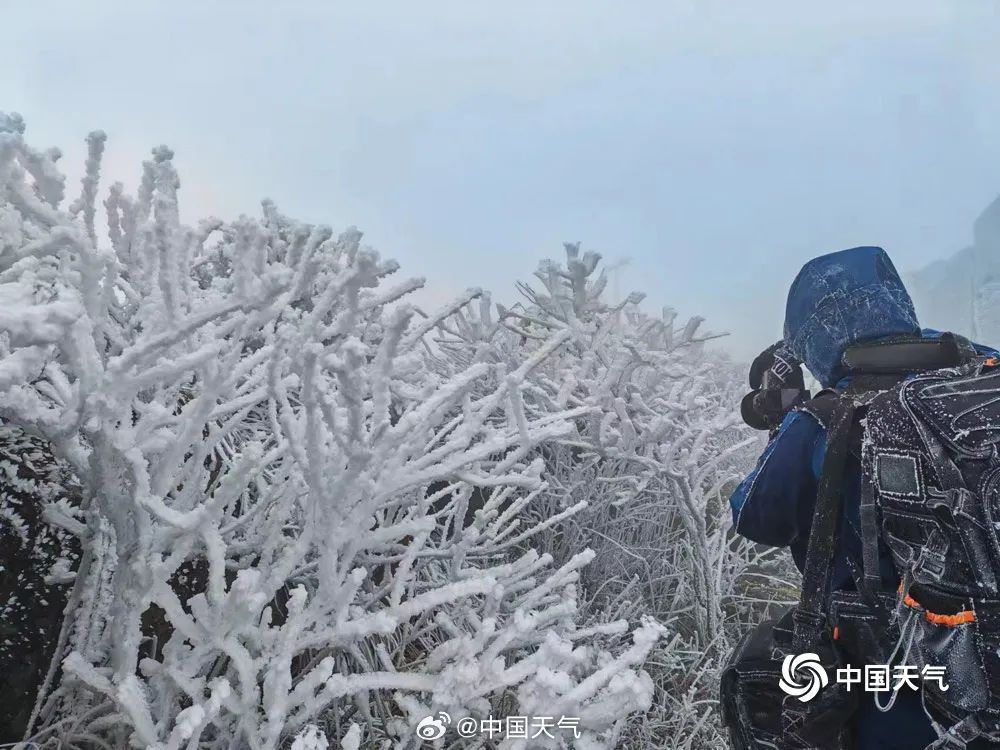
[[729, 246, 999, 749], [731, 246, 997, 576], [783, 246, 921, 387]]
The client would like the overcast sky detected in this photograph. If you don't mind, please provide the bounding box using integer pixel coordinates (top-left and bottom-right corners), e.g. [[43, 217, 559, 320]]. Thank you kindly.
[[5, 1, 1000, 359]]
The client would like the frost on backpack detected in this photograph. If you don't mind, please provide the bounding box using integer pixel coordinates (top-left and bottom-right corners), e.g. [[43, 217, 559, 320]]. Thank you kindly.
[[860, 356, 1000, 746]]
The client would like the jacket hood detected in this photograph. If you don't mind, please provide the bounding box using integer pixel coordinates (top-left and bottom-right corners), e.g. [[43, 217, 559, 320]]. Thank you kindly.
[[783, 246, 920, 387]]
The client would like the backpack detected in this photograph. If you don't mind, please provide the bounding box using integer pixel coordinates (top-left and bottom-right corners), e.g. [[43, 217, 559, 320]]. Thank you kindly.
[[722, 332, 1000, 750], [857, 344, 1000, 747]]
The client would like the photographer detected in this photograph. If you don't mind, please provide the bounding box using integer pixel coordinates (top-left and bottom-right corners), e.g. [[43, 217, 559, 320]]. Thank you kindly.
[[727, 246, 1000, 750]]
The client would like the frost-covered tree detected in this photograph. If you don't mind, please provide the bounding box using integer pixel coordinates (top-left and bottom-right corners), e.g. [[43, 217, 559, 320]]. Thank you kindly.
[[420, 246, 783, 748], [0, 115, 665, 750], [0, 113, 798, 750]]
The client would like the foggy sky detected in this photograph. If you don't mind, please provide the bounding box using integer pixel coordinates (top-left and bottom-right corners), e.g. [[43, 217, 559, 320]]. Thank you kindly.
[[5, 0, 1000, 359]]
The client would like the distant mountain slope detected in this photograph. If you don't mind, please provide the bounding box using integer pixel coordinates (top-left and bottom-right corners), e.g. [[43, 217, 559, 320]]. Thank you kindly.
[[906, 195, 1000, 345]]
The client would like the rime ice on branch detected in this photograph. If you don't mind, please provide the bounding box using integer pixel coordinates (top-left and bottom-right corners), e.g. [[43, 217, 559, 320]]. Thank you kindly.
[[0, 115, 665, 750], [421, 242, 769, 748]]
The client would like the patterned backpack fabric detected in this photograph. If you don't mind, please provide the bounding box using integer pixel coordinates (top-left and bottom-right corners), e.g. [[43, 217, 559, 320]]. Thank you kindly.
[[723, 333, 1000, 750], [860, 358, 1000, 747]]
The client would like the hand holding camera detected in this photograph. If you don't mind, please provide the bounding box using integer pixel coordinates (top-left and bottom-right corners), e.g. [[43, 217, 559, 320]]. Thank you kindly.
[[740, 341, 810, 431]]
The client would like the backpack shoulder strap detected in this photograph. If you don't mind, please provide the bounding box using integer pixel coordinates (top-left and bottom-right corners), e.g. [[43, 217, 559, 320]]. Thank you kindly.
[[795, 389, 840, 429], [793, 394, 858, 650]]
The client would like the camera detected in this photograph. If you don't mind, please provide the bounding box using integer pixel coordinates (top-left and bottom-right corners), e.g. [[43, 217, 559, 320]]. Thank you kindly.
[[740, 341, 810, 431]]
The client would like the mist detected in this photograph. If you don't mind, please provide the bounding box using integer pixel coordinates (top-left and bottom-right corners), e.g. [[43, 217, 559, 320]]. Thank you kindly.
[[5, 0, 999, 361]]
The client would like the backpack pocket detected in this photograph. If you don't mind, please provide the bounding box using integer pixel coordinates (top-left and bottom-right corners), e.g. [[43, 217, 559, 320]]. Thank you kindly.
[[902, 588, 989, 719]]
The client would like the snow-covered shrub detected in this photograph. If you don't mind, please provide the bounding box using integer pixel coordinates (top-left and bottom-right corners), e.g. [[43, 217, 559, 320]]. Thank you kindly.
[[421, 246, 790, 748], [0, 116, 665, 749]]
